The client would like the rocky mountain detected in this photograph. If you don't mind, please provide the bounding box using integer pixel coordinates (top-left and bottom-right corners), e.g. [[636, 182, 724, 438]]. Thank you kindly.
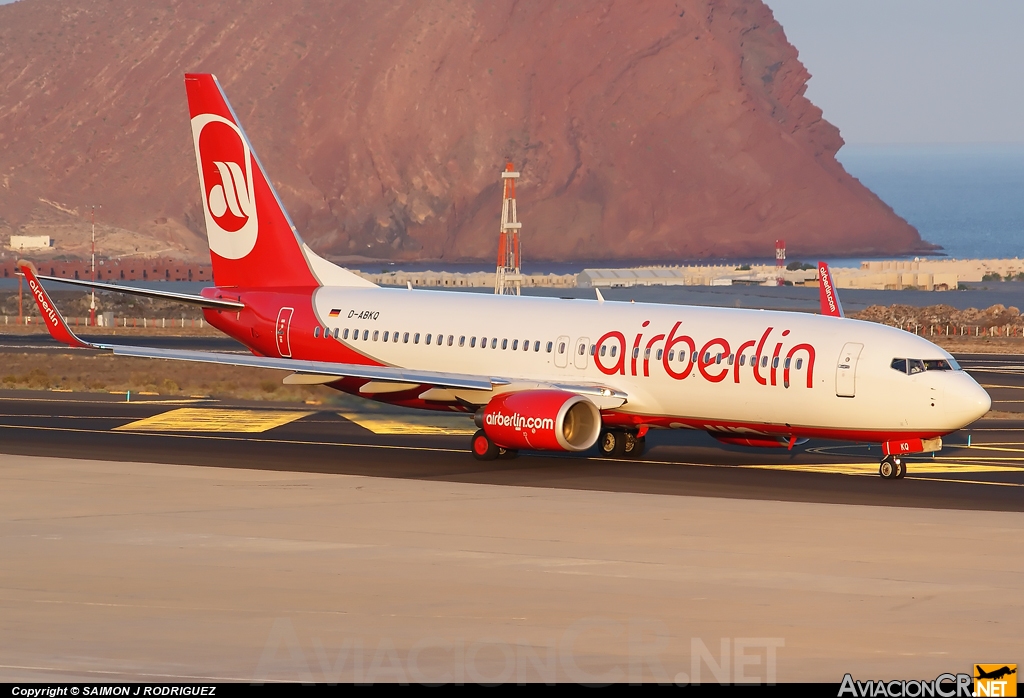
[[0, 0, 932, 263]]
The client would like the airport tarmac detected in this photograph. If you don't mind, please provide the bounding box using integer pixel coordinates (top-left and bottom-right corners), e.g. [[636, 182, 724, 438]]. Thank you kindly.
[[0, 353, 1022, 682]]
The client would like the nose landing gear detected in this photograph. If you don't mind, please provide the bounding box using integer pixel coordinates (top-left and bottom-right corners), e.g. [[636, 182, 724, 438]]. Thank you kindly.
[[879, 455, 905, 479]]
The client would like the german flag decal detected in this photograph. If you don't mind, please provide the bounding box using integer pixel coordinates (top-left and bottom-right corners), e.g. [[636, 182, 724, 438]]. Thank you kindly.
[[329, 308, 341, 317]]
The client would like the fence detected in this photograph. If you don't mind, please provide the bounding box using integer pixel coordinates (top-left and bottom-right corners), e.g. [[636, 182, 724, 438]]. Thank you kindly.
[[893, 323, 1023, 337], [4, 316, 205, 329]]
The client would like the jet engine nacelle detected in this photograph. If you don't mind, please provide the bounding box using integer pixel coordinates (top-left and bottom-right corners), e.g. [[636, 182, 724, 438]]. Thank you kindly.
[[477, 390, 602, 452]]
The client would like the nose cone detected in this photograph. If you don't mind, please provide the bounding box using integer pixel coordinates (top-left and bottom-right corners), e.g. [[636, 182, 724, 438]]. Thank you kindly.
[[948, 372, 992, 427]]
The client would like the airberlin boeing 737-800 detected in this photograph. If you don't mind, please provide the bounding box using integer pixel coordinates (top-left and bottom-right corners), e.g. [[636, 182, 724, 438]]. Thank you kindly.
[[18, 73, 991, 479]]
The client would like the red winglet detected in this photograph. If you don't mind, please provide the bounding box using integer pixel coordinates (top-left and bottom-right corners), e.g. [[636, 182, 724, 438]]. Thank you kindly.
[[17, 260, 93, 349], [817, 261, 845, 318]]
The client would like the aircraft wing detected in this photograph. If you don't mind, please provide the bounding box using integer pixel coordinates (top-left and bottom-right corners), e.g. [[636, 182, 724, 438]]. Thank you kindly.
[[817, 261, 845, 318], [17, 261, 627, 405], [31, 272, 245, 310]]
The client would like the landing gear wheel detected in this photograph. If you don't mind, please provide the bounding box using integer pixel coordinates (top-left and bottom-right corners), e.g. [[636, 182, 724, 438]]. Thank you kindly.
[[498, 448, 519, 460], [879, 455, 903, 480], [472, 429, 499, 461], [623, 433, 646, 459], [598, 429, 627, 457]]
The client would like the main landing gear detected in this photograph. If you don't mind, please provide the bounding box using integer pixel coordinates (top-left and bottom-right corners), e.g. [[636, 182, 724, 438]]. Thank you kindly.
[[597, 429, 646, 459], [471, 429, 518, 461], [879, 455, 906, 480]]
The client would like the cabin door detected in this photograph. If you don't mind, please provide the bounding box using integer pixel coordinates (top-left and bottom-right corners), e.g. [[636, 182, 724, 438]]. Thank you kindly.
[[276, 307, 294, 358], [835, 342, 863, 398]]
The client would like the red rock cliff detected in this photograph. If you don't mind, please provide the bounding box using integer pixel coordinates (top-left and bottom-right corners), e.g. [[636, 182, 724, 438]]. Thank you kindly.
[[0, 0, 930, 262]]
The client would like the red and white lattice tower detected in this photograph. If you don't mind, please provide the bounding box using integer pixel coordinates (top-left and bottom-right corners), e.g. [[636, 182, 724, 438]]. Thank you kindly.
[[494, 162, 522, 295], [775, 239, 786, 287]]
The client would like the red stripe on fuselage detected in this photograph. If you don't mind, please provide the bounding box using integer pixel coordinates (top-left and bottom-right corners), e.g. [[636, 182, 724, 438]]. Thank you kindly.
[[201, 289, 385, 366]]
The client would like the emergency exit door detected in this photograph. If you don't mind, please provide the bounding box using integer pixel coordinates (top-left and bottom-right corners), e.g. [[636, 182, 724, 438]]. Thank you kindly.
[[276, 307, 294, 358], [835, 342, 863, 397]]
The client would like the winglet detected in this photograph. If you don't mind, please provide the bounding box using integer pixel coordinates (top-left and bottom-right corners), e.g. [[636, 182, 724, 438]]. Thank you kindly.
[[17, 260, 94, 349], [817, 261, 844, 318], [595, 288, 605, 303]]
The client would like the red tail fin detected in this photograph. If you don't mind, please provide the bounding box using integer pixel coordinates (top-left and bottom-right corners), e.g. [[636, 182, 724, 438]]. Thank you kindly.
[[817, 261, 844, 318], [185, 74, 374, 290]]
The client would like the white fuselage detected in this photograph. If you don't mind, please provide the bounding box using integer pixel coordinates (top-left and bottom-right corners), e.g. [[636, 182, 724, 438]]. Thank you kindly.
[[308, 287, 991, 440]]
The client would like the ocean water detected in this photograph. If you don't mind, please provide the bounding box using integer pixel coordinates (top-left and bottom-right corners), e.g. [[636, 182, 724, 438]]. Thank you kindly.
[[837, 144, 1024, 260]]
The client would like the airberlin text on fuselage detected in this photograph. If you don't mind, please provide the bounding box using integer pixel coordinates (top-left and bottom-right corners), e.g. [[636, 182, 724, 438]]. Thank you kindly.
[[593, 322, 816, 388]]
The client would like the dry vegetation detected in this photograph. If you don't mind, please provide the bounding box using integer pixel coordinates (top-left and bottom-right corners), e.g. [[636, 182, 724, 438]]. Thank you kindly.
[[0, 351, 336, 403]]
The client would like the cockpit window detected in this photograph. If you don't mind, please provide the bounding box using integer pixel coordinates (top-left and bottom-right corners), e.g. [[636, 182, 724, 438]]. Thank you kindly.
[[891, 357, 956, 374]]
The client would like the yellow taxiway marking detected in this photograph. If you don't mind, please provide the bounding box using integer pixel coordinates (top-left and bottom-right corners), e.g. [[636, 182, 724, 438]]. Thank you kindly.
[[115, 408, 312, 433], [339, 412, 477, 436], [744, 462, 1024, 475]]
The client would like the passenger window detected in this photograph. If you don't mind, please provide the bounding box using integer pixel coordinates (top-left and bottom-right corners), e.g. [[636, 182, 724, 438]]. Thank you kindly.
[[333, 328, 340, 339], [414, 333, 420, 344], [426, 334, 432, 345], [459, 336, 466, 347], [727, 354, 733, 365], [534, 341, 541, 352], [703, 352, 710, 363], [761, 356, 768, 368], [362, 330, 369, 341], [784, 357, 790, 369], [393, 332, 399, 343], [772, 357, 779, 369], [502, 339, 508, 350], [373, 331, 379, 341], [667, 350, 674, 361], [403, 332, 410, 343], [739, 355, 746, 366], [547, 341, 554, 353], [632, 347, 640, 359], [579, 343, 586, 355], [448, 335, 454, 346], [559, 342, 567, 354], [481, 337, 487, 349], [590, 345, 596, 356], [908, 359, 925, 374], [692, 353, 698, 364], [643, 348, 651, 359], [383, 331, 389, 342], [314, 327, 320, 338], [491, 338, 497, 349], [524, 340, 530, 351], [716, 353, 723, 364], [796, 358, 804, 370], [610, 346, 617, 357], [512, 339, 518, 350], [470, 337, 477, 348], [601, 346, 608, 357]]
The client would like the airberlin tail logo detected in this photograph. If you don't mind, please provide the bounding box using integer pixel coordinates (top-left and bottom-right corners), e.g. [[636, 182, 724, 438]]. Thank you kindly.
[[191, 113, 259, 260]]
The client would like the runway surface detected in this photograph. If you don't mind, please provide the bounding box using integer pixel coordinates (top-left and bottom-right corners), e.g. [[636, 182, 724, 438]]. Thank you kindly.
[[1, 349, 1023, 682], [0, 379, 1022, 511]]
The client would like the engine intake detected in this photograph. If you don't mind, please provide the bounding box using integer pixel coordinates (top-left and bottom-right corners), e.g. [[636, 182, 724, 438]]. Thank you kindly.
[[477, 390, 602, 452]]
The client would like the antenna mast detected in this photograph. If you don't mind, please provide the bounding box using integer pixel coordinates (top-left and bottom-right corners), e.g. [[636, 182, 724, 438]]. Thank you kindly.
[[494, 162, 522, 295]]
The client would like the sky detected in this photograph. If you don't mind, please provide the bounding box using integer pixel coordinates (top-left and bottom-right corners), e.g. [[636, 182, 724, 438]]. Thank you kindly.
[[767, 0, 1024, 144]]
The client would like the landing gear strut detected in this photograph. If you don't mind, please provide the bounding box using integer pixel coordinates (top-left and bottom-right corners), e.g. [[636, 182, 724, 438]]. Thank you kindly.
[[598, 429, 646, 459], [879, 455, 905, 479]]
